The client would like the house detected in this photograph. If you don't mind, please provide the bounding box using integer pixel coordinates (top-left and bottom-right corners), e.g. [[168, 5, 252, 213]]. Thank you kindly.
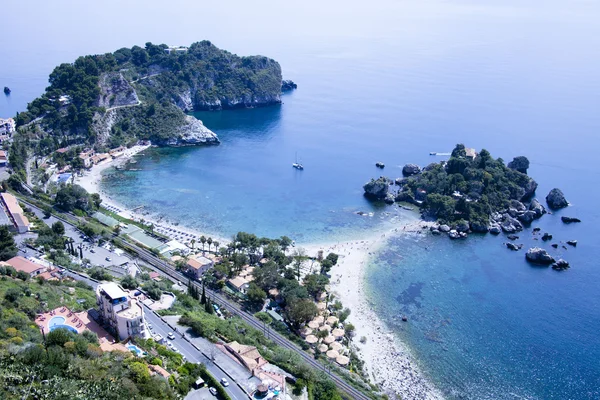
[[0, 118, 15, 135], [164, 46, 188, 54], [0, 192, 29, 233], [79, 149, 95, 168], [91, 153, 110, 165], [227, 276, 250, 294], [56, 147, 69, 154], [465, 148, 478, 160], [96, 282, 146, 340], [5, 256, 48, 277], [0, 134, 10, 143], [149, 271, 161, 281], [184, 255, 213, 280], [0, 150, 7, 166], [224, 341, 269, 372], [109, 146, 126, 157]]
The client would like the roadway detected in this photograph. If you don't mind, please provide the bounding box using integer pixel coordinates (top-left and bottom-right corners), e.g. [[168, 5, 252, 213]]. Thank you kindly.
[[19, 198, 372, 400]]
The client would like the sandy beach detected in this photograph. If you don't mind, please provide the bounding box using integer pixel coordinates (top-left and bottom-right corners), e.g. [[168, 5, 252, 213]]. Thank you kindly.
[[74, 144, 229, 245], [76, 148, 442, 399], [303, 223, 444, 400]]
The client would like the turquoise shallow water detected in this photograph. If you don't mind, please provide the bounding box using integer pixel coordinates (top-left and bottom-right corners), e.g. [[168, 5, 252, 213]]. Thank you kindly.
[[2, 0, 600, 398]]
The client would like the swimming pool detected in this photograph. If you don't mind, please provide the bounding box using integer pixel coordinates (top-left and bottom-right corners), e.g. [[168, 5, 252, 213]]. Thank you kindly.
[[48, 316, 78, 334], [127, 343, 145, 357]]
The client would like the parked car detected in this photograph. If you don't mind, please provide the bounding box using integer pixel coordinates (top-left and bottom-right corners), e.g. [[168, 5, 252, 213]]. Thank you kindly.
[[105, 256, 111, 262], [90, 249, 95, 253], [167, 332, 175, 340], [220, 378, 229, 387], [209, 387, 217, 396]]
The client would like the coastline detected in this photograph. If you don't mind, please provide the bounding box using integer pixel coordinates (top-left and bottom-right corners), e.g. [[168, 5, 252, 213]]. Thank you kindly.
[[74, 145, 229, 245], [75, 148, 443, 399], [303, 224, 445, 400]]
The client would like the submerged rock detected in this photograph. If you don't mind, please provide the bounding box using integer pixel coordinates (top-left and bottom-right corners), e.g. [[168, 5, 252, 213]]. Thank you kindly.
[[552, 259, 570, 271], [507, 234, 519, 241], [561, 216, 581, 224], [546, 188, 569, 210], [506, 242, 523, 251], [376, 162, 385, 169], [542, 233, 553, 241], [489, 225, 502, 235], [525, 247, 555, 265], [567, 240, 578, 247], [551, 243, 559, 248]]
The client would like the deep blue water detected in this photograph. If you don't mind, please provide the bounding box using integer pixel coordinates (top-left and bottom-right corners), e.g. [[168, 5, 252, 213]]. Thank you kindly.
[[2, 1, 600, 398]]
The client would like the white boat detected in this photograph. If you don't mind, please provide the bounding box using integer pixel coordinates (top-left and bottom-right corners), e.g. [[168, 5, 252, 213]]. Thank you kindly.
[[292, 152, 304, 170]]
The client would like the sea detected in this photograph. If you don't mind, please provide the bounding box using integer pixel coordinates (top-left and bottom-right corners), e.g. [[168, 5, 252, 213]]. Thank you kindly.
[[2, 1, 599, 398]]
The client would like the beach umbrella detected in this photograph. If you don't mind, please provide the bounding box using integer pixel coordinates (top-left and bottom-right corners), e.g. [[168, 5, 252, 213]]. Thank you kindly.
[[305, 335, 318, 344], [326, 349, 339, 359], [323, 335, 335, 345], [332, 328, 345, 338], [326, 316, 339, 325], [336, 355, 350, 366], [317, 302, 327, 311], [300, 327, 313, 337], [329, 342, 343, 352], [318, 324, 332, 332], [308, 320, 320, 329], [317, 344, 328, 353], [314, 315, 325, 325]]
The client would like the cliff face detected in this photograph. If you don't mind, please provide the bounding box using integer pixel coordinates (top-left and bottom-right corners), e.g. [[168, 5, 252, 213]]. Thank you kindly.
[[97, 72, 139, 109], [154, 115, 219, 146]]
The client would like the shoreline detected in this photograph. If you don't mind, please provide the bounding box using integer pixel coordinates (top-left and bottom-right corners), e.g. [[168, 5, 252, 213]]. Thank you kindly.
[[303, 222, 444, 400], [75, 148, 443, 399]]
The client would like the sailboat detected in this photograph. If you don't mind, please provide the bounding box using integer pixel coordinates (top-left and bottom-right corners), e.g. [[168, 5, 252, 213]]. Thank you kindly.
[[292, 152, 304, 170]]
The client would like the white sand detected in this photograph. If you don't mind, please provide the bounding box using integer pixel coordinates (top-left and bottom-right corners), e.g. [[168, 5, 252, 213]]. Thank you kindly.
[[303, 222, 444, 400], [77, 148, 443, 398]]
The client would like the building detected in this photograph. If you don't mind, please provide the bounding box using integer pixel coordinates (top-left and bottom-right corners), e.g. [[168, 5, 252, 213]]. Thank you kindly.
[[0, 118, 15, 135], [109, 146, 126, 157], [96, 282, 146, 340], [164, 46, 188, 54], [184, 255, 213, 280], [465, 148, 478, 160], [4, 256, 47, 277], [227, 276, 250, 294], [0, 150, 7, 166], [79, 149, 95, 168], [91, 153, 110, 165], [0, 192, 30, 233]]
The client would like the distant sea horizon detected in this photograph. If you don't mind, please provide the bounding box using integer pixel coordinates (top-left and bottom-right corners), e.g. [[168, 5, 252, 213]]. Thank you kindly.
[[3, 0, 600, 398]]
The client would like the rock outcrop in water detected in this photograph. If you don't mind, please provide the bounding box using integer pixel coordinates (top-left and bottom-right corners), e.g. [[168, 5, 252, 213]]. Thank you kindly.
[[507, 156, 530, 174], [281, 80, 297, 91], [363, 177, 390, 200], [546, 188, 569, 209], [561, 216, 581, 224], [402, 164, 421, 176], [526, 247, 555, 265]]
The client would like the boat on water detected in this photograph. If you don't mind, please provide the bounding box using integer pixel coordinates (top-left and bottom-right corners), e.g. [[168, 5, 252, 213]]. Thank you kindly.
[[429, 152, 437, 155], [292, 152, 304, 170]]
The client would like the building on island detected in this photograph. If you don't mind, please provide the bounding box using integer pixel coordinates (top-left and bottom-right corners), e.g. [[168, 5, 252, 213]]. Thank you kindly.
[[184, 255, 213, 280], [0, 192, 30, 233], [0, 118, 15, 135], [164, 46, 188, 54], [465, 147, 478, 160], [96, 282, 146, 340]]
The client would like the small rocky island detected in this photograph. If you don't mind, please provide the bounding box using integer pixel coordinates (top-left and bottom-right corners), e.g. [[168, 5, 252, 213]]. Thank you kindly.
[[363, 144, 571, 236]]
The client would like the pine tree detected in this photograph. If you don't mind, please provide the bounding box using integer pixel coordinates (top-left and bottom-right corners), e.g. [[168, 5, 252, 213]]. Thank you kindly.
[[200, 283, 206, 305], [187, 280, 193, 297], [205, 297, 214, 314]]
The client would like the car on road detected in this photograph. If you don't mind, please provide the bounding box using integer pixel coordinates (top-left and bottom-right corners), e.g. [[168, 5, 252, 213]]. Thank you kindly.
[[220, 378, 229, 387], [167, 332, 175, 340], [90, 249, 95, 253], [209, 387, 218, 396], [105, 256, 112, 262]]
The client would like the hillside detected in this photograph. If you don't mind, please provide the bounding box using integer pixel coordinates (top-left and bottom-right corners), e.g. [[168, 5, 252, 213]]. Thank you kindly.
[[13, 41, 286, 150]]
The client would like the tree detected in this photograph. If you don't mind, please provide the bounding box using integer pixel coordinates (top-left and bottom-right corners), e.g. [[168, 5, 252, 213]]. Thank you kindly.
[[325, 253, 339, 266], [0, 225, 18, 261], [4, 287, 21, 302], [55, 184, 93, 213], [121, 275, 139, 290], [213, 241, 219, 252], [286, 298, 318, 328], [42, 205, 53, 218], [279, 236, 292, 252], [320, 259, 333, 275], [200, 236, 206, 252], [190, 238, 196, 250], [16, 270, 29, 281], [303, 274, 329, 299], [200, 283, 206, 305], [52, 221, 65, 236], [246, 282, 266, 305], [205, 296, 214, 314], [207, 237, 213, 252], [113, 225, 122, 236]]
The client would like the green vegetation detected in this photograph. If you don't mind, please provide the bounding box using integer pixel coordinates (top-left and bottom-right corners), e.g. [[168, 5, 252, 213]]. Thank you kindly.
[[0, 225, 18, 261], [12, 40, 283, 163], [55, 184, 101, 213], [396, 144, 537, 226]]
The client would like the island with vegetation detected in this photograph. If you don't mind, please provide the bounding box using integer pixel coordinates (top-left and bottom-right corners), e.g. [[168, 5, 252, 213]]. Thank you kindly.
[[364, 144, 570, 238], [12, 40, 288, 152]]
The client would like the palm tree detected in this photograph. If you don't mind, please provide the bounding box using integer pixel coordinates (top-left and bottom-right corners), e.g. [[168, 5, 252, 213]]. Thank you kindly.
[[214, 241, 219, 254], [207, 237, 213, 253], [200, 236, 206, 252], [190, 238, 196, 250]]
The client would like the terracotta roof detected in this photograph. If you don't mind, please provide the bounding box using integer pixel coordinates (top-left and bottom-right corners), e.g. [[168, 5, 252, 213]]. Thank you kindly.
[[13, 213, 29, 229], [6, 256, 46, 274], [228, 277, 249, 289]]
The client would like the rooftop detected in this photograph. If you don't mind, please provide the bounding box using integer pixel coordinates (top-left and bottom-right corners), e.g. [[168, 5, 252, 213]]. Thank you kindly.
[[6, 256, 46, 274], [99, 282, 128, 300], [228, 276, 249, 289]]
